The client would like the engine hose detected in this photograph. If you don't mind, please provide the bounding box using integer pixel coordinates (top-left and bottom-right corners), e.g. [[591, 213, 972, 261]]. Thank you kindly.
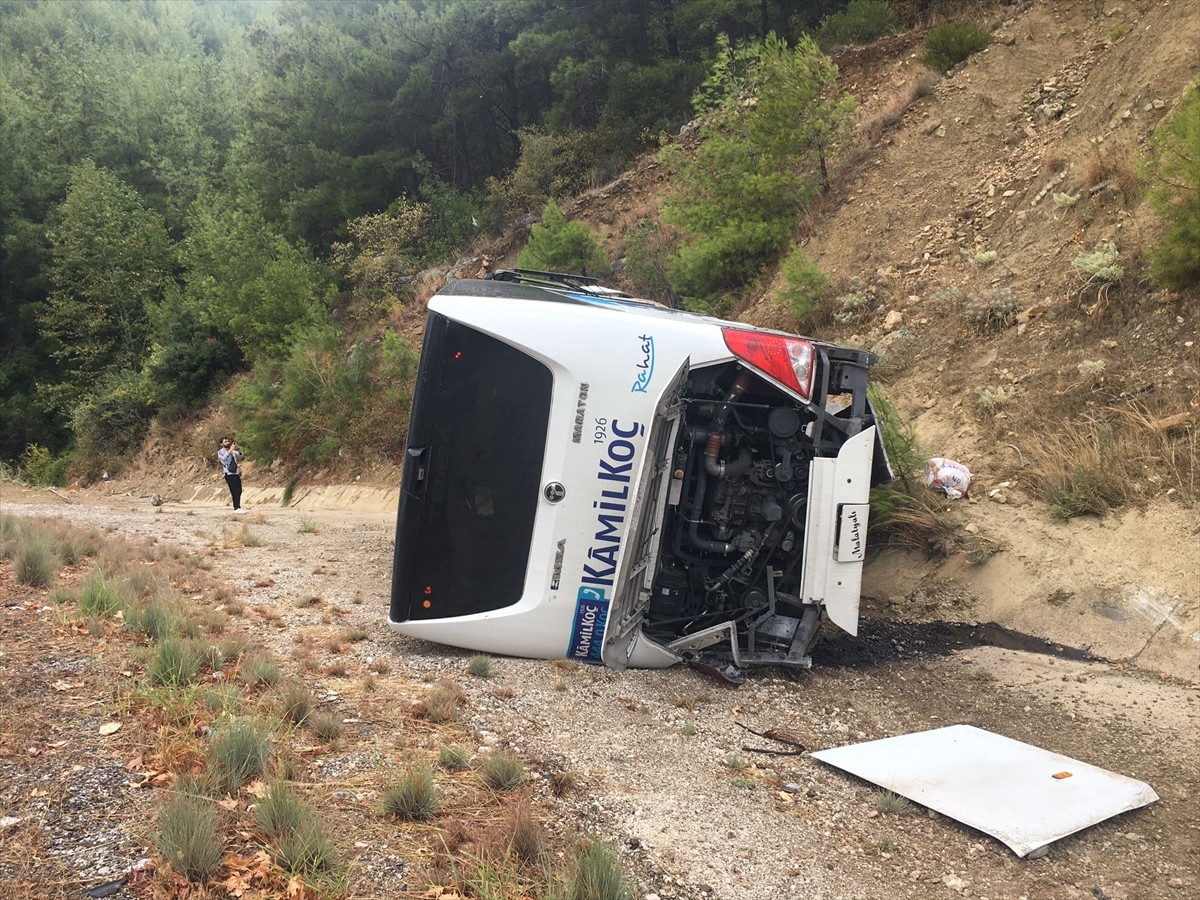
[[710, 547, 758, 592], [686, 467, 735, 554], [704, 373, 752, 478]]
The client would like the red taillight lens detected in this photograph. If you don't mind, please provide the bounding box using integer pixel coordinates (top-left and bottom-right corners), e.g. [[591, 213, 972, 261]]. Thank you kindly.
[[721, 328, 815, 399]]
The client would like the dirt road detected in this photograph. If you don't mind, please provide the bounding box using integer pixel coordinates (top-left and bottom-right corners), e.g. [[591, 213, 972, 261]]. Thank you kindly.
[[2, 488, 1197, 899]]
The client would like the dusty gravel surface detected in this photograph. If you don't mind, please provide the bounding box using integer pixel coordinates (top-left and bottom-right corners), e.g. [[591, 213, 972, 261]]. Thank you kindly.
[[2, 488, 1197, 900]]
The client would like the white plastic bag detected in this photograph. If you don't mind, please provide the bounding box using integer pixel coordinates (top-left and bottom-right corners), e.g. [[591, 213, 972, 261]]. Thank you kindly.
[[926, 458, 972, 500]]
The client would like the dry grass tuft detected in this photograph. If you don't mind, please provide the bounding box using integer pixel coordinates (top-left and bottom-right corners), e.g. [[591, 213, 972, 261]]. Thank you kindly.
[[278, 682, 314, 725], [1082, 144, 1138, 204], [413, 679, 467, 724], [325, 636, 350, 654], [1022, 404, 1195, 517], [494, 797, 545, 864], [549, 768, 579, 797], [440, 817, 475, 853], [309, 711, 343, 743], [856, 71, 941, 144]]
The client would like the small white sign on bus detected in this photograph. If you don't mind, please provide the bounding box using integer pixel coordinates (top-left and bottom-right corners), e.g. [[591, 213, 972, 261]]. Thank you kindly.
[[811, 724, 1158, 857]]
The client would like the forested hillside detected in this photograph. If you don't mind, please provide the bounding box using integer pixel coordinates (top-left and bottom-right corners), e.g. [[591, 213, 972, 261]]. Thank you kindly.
[[0, 0, 851, 475], [2, 0, 1195, 497]]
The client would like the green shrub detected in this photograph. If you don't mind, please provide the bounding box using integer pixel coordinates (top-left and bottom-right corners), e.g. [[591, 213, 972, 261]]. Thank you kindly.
[[1072, 243, 1124, 284], [965, 287, 1018, 331], [481, 752, 524, 791], [144, 301, 242, 409], [207, 720, 271, 793], [70, 372, 157, 479], [484, 128, 607, 223], [622, 219, 677, 304], [818, 0, 897, 47], [467, 655, 493, 678], [438, 745, 471, 771], [560, 839, 634, 900], [278, 683, 314, 725], [778, 246, 829, 324], [157, 793, 224, 882], [517, 201, 610, 277], [149, 638, 205, 687], [921, 22, 991, 73], [239, 654, 283, 689], [232, 324, 415, 464], [14, 537, 59, 588], [79, 568, 128, 618], [1141, 86, 1200, 290], [20, 443, 70, 487], [381, 766, 440, 821], [329, 204, 426, 311], [978, 385, 1016, 414], [256, 782, 307, 839], [416, 171, 484, 263], [667, 219, 792, 313], [127, 599, 180, 642], [271, 817, 338, 879], [661, 34, 854, 307], [832, 289, 875, 325]]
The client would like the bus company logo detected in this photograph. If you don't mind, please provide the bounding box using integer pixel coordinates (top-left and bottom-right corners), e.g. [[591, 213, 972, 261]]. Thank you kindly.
[[549, 539, 567, 590], [568, 587, 610, 663], [631, 334, 654, 393]]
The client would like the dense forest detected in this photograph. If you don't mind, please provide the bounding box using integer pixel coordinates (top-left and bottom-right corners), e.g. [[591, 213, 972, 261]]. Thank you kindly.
[[4, 0, 1192, 482], [1, 0, 872, 475]]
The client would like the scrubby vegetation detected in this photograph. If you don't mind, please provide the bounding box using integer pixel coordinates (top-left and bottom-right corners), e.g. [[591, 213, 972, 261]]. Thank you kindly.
[[1, 511, 652, 895], [818, 0, 898, 47], [516, 201, 610, 277], [920, 21, 992, 72], [662, 33, 854, 310], [1141, 84, 1200, 290]]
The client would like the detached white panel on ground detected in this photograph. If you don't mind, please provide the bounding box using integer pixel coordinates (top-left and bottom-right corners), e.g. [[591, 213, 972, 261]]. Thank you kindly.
[[811, 724, 1158, 857]]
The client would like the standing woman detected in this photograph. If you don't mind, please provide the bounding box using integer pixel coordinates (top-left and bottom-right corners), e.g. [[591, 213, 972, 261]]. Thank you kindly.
[[218, 436, 245, 513]]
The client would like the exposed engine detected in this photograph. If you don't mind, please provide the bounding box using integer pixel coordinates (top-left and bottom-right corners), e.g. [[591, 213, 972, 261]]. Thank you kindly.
[[645, 357, 883, 680]]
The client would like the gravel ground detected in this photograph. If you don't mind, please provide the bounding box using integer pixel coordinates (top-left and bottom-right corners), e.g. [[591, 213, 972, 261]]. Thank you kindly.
[[2, 490, 1197, 900]]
